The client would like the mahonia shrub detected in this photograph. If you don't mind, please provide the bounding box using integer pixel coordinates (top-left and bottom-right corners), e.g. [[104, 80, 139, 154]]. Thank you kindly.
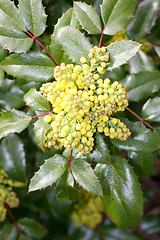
[[0, 0, 160, 235]]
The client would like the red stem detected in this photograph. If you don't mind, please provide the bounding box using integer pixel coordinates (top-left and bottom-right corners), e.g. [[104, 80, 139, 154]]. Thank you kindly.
[[4, 203, 23, 235], [126, 107, 157, 132], [143, 44, 159, 49], [25, 30, 60, 66], [99, 26, 107, 48], [28, 111, 53, 120], [68, 149, 73, 170]]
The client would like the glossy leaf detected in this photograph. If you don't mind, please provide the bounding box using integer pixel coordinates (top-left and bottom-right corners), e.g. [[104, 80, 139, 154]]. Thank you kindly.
[[24, 88, 50, 113], [101, 0, 137, 35], [95, 156, 143, 228], [142, 97, 160, 122], [18, 218, 47, 239], [129, 152, 153, 177], [111, 120, 160, 153], [74, 2, 101, 34], [0, 134, 26, 182], [71, 159, 103, 196], [128, 50, 155, 74], [0, 0, 33, 52], [107, 40, 141, 70], [126, 0, 159, 40], [29, 154, 67, 192], [57, 26, 92, 64], [1, 52, 55, 82], [123, 71, 160, 101], [34, 118, 51, 150], [19, 0, 47, 37], [0, 109, 31, 139], [88, 132, 110, 163]]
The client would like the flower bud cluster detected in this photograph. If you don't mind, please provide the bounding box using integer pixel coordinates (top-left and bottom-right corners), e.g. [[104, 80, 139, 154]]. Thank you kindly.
[[0, 167, 24, 222], [71, 188, 102, 229], [40, 46, 131, 154]]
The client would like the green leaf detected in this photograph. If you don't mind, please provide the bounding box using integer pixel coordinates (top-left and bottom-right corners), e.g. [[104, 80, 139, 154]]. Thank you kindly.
[[29, 154, 67, 192], [95, 156, 143, 228], [1, 52, 55, 82], [128, 50, 155, 74], [34, 118, 51, 150], [0, 46, 6, 62], [126, 0, 159, 41], [129, 152, 153, 177], [74, 2, 101, 34], [71, 159, 103, 196], [111, 120, 160, 153], [155, 46, 160, 57], [0, 0, 33, 52], [57, 26, 92, 64], [101, 0, 137, 35], [122, 71, 160, 102], [24, 88, 50, 113], [88, 132, 110, 163], [0, 134, 26, 182], [107, 40, 141, 70], [19, 235, 33, 240], [0, 68, 5, 87], [0, 224, 18, 240], [142, 97, 160, 122], [18, 218, 47, 239], [0, 109, 31, 139], [19, 0, 47, 37]]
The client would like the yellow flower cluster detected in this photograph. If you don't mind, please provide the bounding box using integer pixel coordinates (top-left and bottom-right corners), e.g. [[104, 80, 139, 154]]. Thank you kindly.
[[71, 188, 102, 229], [0, 167, 25, 222], [40, 46, 131, 154]]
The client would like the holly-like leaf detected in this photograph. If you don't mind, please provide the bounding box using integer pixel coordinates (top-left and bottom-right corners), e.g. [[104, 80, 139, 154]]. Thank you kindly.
[[0, 46, 6, 62], [0, 109, 31, 139], [18, 218, 47, 239], [34, 118, 51, 150], [19, 0, 47, 37], [74, 2, 101, 34], [122, 71, 160, 102], [126, 0, 159, 41], [1, 52, 55, 82], [71, 159, 103, 196], [88, 132, 110, 164], [57, 26, 92, 64], [142, 97, 160, 122], [95, 156, 143, 228], [0, 134, 26, 182], [101, 0, 137, 35], [107, 40, 141, 70], [111, 120, 160, 153], [29, 155, 67, 192], [24, 88, 50, 113], [0, 0, 33, 53]]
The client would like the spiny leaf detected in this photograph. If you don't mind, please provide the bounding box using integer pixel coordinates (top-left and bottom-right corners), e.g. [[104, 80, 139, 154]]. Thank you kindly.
[[74, 2, 102, 34], [95, 156, 143, 228], [0, 109, 31, 139], [29, 155, 67, 192], [107, 40, 141, 70], [19, 0, 47, 37], [24, 88, 51, 114], [1, 52, 55, 82], [71, 159, 103, 196], [57, 26, 92, 64], [101, 0, 137, 35]]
